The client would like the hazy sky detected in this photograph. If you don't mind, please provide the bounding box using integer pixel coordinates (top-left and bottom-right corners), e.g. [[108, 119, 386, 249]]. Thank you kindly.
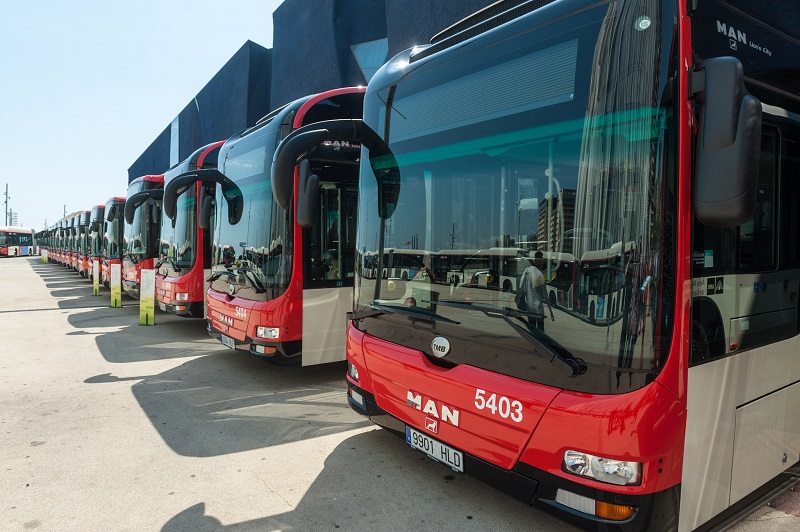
[[0, 0, 284, 230]]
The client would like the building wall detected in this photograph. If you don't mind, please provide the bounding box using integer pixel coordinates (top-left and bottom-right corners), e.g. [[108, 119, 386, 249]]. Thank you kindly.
[[128, 41, 272, 182], [129, 0, 498, 180], [128, 125, 171, 181], [270, 0, 387, 109]]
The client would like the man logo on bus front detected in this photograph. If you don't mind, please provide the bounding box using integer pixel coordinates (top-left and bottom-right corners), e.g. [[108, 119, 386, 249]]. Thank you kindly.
[[425, 417, 439, 434]]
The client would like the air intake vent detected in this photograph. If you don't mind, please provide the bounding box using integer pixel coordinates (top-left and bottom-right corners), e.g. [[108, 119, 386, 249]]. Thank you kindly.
[[411, 0, 558, 63]]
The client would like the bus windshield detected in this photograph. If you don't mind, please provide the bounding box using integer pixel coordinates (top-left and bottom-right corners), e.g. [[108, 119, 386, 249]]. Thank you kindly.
[[354, 0, 677, 394], [211, 130, 291, 298], [104, 205, 123, 260], [160, 185, 198, 272], [124, 181, 155, 259]]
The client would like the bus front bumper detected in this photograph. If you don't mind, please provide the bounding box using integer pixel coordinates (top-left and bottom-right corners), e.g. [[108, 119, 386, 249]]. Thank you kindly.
[[346, 380, 680, 532]]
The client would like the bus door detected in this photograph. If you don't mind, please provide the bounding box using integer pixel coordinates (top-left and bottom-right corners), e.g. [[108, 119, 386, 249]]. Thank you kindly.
[[302, 177, 358, 365]]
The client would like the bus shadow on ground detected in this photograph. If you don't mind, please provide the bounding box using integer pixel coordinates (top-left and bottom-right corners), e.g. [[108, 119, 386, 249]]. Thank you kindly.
[[160, 430, 579, 531], [87, 350, 367, 457], [70, 307, 214, 362], [29, 262, 123, 310]]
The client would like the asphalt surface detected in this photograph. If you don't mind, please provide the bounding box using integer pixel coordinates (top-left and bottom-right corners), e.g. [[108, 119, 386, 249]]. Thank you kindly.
[[1, 256, 798, 531]]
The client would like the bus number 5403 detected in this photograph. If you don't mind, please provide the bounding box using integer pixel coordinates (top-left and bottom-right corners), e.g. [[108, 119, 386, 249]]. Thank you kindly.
[[474, 389, 523, 422]]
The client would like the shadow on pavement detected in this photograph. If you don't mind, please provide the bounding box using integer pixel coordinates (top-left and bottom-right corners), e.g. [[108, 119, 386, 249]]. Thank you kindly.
[[161, 430, 579, 531], [120, 351, 366, 457]]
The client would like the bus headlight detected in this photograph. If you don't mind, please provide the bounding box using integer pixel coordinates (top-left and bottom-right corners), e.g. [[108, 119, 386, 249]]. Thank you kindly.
[[563, 450, 641, 486], [347, 361, 359, 382], [175, 292, 189, 301], [256, 326, 280, 340]]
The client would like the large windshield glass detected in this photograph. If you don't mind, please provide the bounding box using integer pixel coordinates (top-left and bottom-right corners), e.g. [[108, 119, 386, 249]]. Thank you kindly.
[[124, 181, 158, 260], [211, 129, 291, 299], [104, 213, 122, 260], [355, 0, 677, 394], [159, 185, 198, 273]]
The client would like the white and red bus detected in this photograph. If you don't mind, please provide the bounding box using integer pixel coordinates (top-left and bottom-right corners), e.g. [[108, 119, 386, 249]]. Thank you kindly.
[[76, 210, 92, 278], [68, 212, 81, 271], [277, 0, 800, 529], [157, 141, 224, 317], [123, 175, 164, 298], [164, 87, 365, 365], [0, 226, 34, 257], [102, 197, 126, 288], [87, 204, 105, 282]]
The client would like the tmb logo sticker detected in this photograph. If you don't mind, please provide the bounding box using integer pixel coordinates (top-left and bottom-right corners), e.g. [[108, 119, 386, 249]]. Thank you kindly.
[[707, 277, 724, 295]]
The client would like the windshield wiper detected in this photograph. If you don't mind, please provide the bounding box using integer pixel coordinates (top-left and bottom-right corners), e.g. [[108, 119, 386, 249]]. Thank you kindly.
[[207, 268, 235, 283], [428, 300, 586, 378], [207, 267, 265, 293], [235, 266, 267, 294], [348, 302, 460, 324], [168, 258, 182, 273]]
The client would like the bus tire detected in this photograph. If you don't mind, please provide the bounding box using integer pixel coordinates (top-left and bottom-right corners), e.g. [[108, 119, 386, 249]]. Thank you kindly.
[[589, 302, 596, 323], [549, 290, 556, 308], [503, 280, 512, 292]]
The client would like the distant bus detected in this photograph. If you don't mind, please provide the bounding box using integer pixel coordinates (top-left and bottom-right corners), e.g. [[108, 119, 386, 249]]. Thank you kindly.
[[76, 210, 92, 278], [165, 87, 365, 365], [123, 175, 164, 298], [157, 140, 224, 317], [87, 203, 106, 282], [102, 197, 126, 288], [0, 226, 34, 257]]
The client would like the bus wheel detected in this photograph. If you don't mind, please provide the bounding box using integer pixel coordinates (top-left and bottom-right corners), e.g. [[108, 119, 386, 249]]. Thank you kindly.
[[503, 280, 512, 292], [589, 302, 596, 323], [549, 291, 556, 308], [691, 320, 711, 362]]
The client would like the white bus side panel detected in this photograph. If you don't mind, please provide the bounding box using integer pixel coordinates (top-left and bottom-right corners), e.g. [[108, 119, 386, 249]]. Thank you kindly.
[[679, 336, 800, 531], [301, 287, 350, 366]]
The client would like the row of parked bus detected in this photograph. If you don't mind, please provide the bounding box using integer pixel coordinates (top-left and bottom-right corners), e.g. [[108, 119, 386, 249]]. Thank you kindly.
[[32, 1, 800, 530]]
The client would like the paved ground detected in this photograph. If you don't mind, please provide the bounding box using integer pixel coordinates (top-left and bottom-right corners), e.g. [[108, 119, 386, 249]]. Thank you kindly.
[[1, 257, 798, 531]]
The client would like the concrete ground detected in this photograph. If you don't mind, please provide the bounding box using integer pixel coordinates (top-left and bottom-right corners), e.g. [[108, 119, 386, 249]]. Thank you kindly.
[[1, 257, 798, 531]]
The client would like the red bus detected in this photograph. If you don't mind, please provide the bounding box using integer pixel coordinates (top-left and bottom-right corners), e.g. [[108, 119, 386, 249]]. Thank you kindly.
[[68, 212, 81, 271], [123, 175, 164, 298], [87, 204, 106, 283], [276, 1, 800, 530], [164, 87, 365, 365], [76, 210, 92, 278], [156, 141, 224, 317], [102, 197, 126, 288], [0, 226, 34, 257]]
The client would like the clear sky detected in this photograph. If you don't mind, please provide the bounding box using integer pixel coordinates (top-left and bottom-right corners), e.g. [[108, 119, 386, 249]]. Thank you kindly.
[[0, 0, 284, 230]]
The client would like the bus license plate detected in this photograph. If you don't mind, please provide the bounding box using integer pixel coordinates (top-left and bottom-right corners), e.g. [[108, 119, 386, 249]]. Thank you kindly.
[[220, 334, 236, 349], [406, 426, 464, 473]]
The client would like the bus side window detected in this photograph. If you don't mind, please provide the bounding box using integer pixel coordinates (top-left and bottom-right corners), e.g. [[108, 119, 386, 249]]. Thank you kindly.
[[737, 130, 778, 272], [778, 126, 800, 335]]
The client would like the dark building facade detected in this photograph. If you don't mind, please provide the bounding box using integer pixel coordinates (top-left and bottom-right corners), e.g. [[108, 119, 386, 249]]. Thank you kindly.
[[128, 41, 272, 181], [128, 0, 495, 181]]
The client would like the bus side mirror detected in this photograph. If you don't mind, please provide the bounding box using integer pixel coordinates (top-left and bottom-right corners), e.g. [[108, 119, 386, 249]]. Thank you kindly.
[[296, 160, 319, 229], [693, 57, 762, 227], [163, 174, 197, 220], [125, 192, 150, 225], [272, 119, 400, 220]]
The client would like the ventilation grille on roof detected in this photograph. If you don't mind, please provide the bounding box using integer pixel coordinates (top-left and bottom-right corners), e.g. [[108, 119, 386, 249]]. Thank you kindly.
[[411, 0, 558, 63]]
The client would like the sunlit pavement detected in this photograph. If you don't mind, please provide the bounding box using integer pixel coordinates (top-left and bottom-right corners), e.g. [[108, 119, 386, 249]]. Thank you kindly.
[[0, 258, 578, 531], [1, 257, 797, 531]]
